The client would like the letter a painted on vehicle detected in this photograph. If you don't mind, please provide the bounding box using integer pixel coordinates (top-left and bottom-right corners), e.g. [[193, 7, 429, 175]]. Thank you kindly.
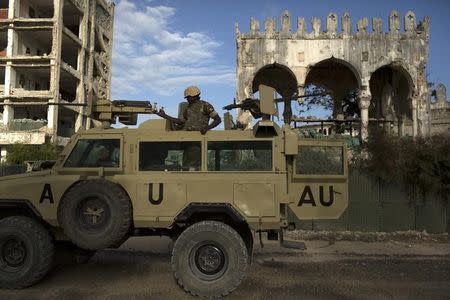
[[297, 185, 316, 206], [40, 184, 54, 204]]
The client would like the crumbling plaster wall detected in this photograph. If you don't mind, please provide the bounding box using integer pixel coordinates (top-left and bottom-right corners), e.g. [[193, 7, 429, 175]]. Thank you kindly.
[[236, 10, 430, 138], [430, 83, 450, 135]]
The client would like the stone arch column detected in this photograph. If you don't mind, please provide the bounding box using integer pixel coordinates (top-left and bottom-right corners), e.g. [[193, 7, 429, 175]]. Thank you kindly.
[[359, 90, 371, 141]]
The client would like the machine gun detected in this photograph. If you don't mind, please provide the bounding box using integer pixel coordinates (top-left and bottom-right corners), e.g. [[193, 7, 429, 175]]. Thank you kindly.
[[223, 84, 330, 123], [90, 99, 159, 127], [223, 98, 263, 119]]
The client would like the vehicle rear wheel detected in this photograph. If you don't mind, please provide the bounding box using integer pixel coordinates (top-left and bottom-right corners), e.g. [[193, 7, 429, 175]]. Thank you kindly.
[[0, 216, 54, 289], [171, 221, 248, 297], [58, 180, 132, 250]]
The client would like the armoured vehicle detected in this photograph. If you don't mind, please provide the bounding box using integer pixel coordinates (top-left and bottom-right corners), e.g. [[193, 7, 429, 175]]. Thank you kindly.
[[0, 86, 348, 297]]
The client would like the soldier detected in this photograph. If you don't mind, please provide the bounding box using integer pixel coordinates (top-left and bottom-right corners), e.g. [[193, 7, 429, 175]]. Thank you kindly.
[[156, 86, 221, 134]]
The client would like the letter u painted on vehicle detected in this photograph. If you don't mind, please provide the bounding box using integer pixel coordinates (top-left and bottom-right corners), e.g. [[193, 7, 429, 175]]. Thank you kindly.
[[148, 183, 164, 205], [319, 186, 334, 207]]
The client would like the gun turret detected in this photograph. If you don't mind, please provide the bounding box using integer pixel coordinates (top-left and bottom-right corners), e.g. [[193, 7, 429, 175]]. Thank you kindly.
[[91, 99, 158, 128]]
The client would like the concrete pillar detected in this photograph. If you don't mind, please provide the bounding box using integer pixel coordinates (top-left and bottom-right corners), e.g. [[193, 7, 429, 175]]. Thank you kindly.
[[359, 96, 370, 141], [48, 0, 64, 142], [9, 0, 19, 19], [3, 0, 17, 128], [2, 100, 13, 127], [74, 2, 90, 133]]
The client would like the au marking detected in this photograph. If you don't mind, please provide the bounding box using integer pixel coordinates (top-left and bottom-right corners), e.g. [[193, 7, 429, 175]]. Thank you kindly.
[[40, 184, 54, 204], [298, 185, 336, 207], [148, 183, 164, 205]]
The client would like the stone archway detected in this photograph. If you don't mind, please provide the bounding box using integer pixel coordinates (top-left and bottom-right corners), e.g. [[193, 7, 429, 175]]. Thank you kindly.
[[369, 64, 415, 136], [252, 63, 298, 97], [251, 63, 298, 123], [304, 58, 361, 118]]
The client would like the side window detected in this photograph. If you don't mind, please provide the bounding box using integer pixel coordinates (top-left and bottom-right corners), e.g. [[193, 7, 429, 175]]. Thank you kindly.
[[64, 139, 120, 168], [139, 142, 201, 171], [207, 141, 272, 171], [296, 146, 343, 175]]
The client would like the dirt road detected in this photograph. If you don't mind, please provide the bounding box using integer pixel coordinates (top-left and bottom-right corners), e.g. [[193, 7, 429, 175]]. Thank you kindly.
[[1, 237, 449, 299]]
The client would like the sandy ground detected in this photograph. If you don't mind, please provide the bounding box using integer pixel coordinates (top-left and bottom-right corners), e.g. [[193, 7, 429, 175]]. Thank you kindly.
[[1, 236, 449, 300]]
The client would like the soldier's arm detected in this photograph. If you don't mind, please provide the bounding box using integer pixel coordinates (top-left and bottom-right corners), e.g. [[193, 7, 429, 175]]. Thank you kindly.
[[203, 103, 221, 133], [156, 109, 185, 125], [207, 114, 221, 130]]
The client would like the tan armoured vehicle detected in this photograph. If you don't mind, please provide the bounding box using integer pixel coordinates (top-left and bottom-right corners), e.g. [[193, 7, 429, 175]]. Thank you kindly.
[[0, 86, 348, 297]]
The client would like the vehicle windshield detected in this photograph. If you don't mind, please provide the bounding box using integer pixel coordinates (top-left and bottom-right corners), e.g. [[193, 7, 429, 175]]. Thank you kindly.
[[64, 139, 120, 168]]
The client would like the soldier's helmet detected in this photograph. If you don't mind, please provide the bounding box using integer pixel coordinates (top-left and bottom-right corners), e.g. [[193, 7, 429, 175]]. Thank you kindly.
[[184, 86, 201, 98]]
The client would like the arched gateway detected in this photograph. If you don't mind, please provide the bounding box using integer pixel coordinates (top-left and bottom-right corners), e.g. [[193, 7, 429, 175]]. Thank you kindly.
[[235, 10, 430, 139]]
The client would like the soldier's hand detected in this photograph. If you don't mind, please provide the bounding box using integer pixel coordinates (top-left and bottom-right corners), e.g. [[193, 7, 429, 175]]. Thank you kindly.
[[200, 126, 208, 135], [156, 108, 166, 117]]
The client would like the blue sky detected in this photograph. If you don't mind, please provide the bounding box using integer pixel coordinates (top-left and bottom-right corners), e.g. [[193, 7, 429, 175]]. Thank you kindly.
[[110, 0, 450, 123]]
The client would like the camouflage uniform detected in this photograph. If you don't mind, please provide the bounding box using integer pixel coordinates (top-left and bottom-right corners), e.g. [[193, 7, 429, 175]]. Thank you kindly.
[[181, 100, 218, 131], [180, 100, 218, 170]]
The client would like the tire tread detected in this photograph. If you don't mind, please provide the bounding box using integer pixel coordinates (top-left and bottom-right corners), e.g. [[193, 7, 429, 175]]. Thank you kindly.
[[0, 216, 54, 289], [171, 221, 248, 298]]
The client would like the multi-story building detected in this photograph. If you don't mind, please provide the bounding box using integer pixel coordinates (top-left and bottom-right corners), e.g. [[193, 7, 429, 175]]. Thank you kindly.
[[0, 0, 114, 160]]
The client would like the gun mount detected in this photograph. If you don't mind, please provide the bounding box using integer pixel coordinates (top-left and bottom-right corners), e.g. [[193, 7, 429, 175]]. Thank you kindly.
[[90, 99, 158, 128]]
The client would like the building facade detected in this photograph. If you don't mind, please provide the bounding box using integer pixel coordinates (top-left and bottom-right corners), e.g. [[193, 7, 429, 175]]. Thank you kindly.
[[235, 10, 450, 139], [0, 0, 114, 160]]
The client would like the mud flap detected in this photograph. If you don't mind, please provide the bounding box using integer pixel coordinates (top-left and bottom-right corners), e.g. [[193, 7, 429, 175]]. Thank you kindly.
[[279, 231, 307, 250]]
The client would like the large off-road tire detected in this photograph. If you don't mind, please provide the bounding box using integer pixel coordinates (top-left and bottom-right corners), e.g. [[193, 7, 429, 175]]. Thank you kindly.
[[0, 216, 54, 289], [58, 179, 132, 250], [171, 221, 249, 298]]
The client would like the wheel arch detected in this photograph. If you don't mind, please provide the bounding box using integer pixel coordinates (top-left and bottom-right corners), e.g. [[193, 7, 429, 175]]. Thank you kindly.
[[0, 199, 43, 221], [174, 203, 253, 256]]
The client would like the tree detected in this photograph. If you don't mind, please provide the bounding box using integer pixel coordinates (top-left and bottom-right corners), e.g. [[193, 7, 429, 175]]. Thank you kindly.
[[296, 84, 360, 118]]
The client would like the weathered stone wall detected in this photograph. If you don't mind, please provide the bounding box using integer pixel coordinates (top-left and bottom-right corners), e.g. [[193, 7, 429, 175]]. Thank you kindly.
[[236, 10, 431, 138], [430, 83, 450, 135]]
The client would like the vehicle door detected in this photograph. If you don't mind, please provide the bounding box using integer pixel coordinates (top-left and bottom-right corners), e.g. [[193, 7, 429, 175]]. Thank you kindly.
[[288, 139, 348, 219]]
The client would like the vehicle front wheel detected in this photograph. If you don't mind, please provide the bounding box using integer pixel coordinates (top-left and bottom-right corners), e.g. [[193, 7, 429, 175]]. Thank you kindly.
[[0, 216, 54, 289], [171, 221, 248, 298]]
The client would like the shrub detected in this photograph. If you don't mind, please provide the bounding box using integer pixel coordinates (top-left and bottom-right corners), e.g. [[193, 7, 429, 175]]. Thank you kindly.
[[351, 128, 450, 201], [5, 143, 61, 165]]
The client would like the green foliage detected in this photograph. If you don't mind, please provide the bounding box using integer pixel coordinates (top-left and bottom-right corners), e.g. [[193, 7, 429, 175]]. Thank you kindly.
[[297, 84, 361, 118], [5, 143, 61, 165], [351, 128, 450, 201]]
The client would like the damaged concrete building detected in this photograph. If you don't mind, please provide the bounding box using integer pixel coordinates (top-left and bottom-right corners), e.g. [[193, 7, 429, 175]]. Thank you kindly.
[[235, 10, 450, 139], [0, 0, 113, 160]]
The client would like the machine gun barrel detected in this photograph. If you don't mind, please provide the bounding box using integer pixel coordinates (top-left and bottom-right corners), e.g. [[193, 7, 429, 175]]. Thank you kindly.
[[223, 92, 330, 111], [273, 92, 330, 103], [222, 86, 333, 124]]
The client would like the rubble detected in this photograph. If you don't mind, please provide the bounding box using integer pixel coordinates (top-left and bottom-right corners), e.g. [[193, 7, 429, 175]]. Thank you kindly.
[[286, 229, 450, 243]]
